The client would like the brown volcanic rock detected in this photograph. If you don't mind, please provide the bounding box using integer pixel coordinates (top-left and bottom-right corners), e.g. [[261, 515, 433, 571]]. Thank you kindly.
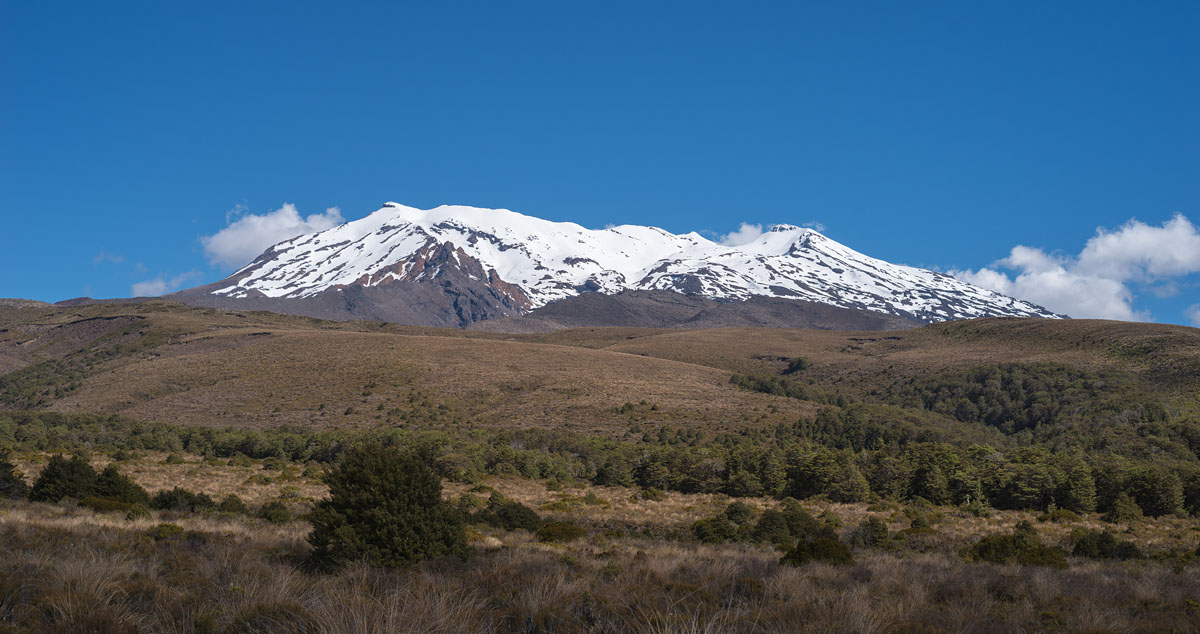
[[171, 242, 529, 327], [468, 290, 920, 333]]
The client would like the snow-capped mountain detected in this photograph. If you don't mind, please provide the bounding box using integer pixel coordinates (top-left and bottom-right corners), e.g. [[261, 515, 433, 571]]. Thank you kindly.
[[184, 202, 1060, 325]]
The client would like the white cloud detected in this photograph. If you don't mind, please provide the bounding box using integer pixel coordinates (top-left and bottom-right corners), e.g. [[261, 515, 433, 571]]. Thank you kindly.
[[131, 271, 202, 297], [719, 222, 764, 246], [92, 251, 125, 266], [1185, 304, 1200, 328], [201, 203, 343, 269], [802, 221, 827, 233], [953, 214, 1200, 321], [1076, 214, 1200, 281]]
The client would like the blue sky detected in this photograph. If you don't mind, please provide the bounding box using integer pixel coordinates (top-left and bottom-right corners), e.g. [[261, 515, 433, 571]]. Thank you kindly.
[[2, 1, 1197, 324]]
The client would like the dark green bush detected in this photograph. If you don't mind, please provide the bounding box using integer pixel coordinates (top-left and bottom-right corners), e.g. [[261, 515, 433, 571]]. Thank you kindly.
[[257, 501, 291, 524], [125, 505, 151, 521], [0, 451, 28, 500], [537, 520, 586, 542], [79, 496, 138, 514], [94, 464, 150, 506], [1071, 528, 1141, 560], [750, 509, 792, 545], [151, 487, 216, 513], [723, 501, 755, 525], [850, 516, 890, 547], [28, 454, 97, 503], [730, 373, 808, 400], [477, 494, 543, 532], [308, 444, 466, 568], [1037, 504, 1080, 523], [780, 536, 854, 566], [146, 523, 184, 540], [965, 521, 1068, 568], [783, 357, 810, 375], [1104, 492, 1144, 523], [692, 516, 737, 543], [217, 494, 249, 515], [780, 499, 833, 540]]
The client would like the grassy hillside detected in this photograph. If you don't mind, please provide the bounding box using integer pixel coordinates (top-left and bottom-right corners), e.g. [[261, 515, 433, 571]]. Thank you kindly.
[[5, 302, 1197, 433], [0, 302, 812, 434], [3, 301, 1200, 632]]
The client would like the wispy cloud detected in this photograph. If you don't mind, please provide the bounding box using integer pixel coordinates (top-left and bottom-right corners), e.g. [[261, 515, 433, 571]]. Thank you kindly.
[[92, 251, 125, 266], [1185, 304, 1200, 328], [131, 271, 202, 297], [953, 214, 1200, 320], [201, 203, 343, 269]]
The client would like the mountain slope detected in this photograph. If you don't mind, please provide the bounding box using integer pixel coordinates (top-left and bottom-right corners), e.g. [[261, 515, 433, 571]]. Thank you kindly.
[[468, 290, 921, 333], [175, 203, 1060, 326]]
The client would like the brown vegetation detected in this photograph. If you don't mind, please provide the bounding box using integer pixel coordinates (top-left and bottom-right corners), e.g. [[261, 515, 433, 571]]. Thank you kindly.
[[2, 495, 1199, 633]]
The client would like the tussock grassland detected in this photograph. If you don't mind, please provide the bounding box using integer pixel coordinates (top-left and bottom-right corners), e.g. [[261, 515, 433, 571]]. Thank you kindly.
[[2, 496, 1199, 634], [0, 302, 812, 433], [5, 302, 1199, 434]]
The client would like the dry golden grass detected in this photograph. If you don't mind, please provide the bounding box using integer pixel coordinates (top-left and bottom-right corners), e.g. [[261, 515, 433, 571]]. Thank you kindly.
[[2, 303, 812, 434], [1, 497, 1198, 633], [7, 302, 1198, 435], [13, 452, 325, 506]]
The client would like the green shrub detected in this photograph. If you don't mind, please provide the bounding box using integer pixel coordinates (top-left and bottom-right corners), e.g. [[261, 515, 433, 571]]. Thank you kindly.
[[750, 509, 792, 545], [0, 451, 28, 500], [1071, 528, 1141, 560], [965, 521, 1068, 568], [850, 516, 890, 547], [94, 464, 150, 506], [308, 444, 466, 569], [163, 453, 186, 464], [692, 515, 737, 543], [454, 494, 486, 519], [1104, 492, 1144, 523], [780, 536, 854, 566], [146, 523, 184, 540], [537, 520, 586, 542], [217, 494, 249, 515], [582, 492, 609, 507], [640, 487, 667, 501], [723, 501, 755, 525], [257, 501, 291, 524], [477, 494, 543, 532], [79, 496, 138, 514], [1037, 504, 1080, 523], [151, 487, 216, 513], [28, 454, 97, 503], [783, 357, 810, 375], [125, 505, 151, 521], [262, 456, 287, 471], [780, 499, 833, 540]]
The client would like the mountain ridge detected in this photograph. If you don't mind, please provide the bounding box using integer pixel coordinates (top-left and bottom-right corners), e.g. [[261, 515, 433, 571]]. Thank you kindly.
[[174, 202, 1062, 327]]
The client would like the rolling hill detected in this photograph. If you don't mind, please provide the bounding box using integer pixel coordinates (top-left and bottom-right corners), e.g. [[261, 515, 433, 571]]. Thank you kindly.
[[2, 300, 1196, 443]]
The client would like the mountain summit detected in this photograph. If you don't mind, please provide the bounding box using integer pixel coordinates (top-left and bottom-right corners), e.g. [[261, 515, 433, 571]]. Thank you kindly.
[[176, 203, 1061, 326]]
